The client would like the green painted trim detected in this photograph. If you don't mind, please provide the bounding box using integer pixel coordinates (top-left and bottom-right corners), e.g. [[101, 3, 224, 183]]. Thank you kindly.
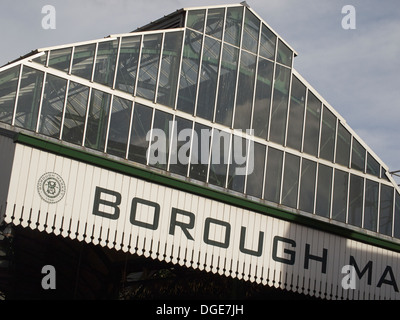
[[14, 132, 400, 253]]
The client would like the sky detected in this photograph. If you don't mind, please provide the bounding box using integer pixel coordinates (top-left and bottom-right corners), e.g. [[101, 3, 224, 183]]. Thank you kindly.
[[0, 0, 399, 183]]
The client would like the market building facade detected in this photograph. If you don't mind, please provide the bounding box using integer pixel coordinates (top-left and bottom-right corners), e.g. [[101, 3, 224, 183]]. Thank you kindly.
[[0, 3, 399, 299]]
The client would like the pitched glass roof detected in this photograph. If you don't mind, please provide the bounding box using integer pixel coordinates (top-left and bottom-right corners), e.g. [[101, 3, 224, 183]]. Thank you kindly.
[[0, 3, 399, 242]]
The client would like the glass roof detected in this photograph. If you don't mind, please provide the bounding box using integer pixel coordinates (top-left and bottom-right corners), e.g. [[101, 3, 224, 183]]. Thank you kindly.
[[0, 3, 399, 242]]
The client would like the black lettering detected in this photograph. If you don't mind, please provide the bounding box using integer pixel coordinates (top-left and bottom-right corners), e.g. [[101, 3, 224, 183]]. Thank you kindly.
[[130, 198, 160, 230], [377, 266, 399, 292], [203, 217, 230, 248], [239, 227, 264, 257], [92, 187, 121, 220], [272, 236, 296, 265], [349, 256, 372, 285], [304, 243, 327, 274], [169, 208, 195, 240]]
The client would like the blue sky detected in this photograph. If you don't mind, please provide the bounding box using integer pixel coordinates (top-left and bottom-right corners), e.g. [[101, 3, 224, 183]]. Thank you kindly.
[[1, 0, 399, 182]]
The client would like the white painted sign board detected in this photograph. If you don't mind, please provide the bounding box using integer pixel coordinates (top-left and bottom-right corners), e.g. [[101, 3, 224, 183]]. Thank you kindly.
[[4, 143, 400, 300]]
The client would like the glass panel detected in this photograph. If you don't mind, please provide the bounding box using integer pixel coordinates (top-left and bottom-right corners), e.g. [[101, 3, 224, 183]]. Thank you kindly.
[[84, 89, 111, 152], [242, 8, 259, 54], [157, 31, 183, 108], [366, 153, 380, 177], [336, 123, 351, 167], [315, 164, 332, 218], [33, 52, 48, 65], [38, 74, 67, 138], [187, 10, 206, 32], [381, 167, 390, 181], [196, 36, 221, 121], [206, 8, 225, 40], [15, 66, 44, 131], [169, 116, 193, 177], [71, 43, 96, 80], [128, 103, 153, 165], [394, 192, 400, 238], [227, 135, 247, 193], [303, 91, 321, 157], [277, 39, 292, 67], [269, 64, 290, 145], [176, 30, 202, 115], [224, 6, 243, 47], [215, 43, 239, 126], [48, 47, 72, 73], [115, 35, 141, 94], [252, 57, 273, 139], [320, 106, 336, 162], [286, 75, 305, 151], [208, 129, 230, 187], [281, 153, 300, 209], [149, 110, 173, 170], [106, 96, 132, 158], [246, 142, 265, 198], [348, 174, 364, 228], [93, 40, 118, 87], [299, 159, 316, 213], [351, 138, 365, 172], [233, 50, 256, 131], [62, 82, 89, 145], [332, 169, 348, 223], [259, 24, 276, 60], [0, 65, 20, 124], [264, 147, 283, 203], [189, 122, 211, 182], [136, 34, 162, 101], [380, 185, 393, 236], [364, 179, 379, 232]]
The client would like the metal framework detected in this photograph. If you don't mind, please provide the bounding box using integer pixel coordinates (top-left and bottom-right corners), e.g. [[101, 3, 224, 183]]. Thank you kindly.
[[0, 3, 399, 242]]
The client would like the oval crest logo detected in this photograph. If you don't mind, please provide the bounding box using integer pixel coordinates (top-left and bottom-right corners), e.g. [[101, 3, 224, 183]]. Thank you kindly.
[[37, 172, 66, 204]]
